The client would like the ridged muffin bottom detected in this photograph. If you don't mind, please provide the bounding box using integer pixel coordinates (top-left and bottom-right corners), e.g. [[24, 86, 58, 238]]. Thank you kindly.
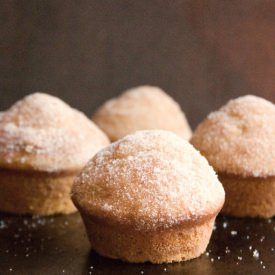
[[0, 168, 77, 215], [219, 173, 275, 218], [80, 213, 216, 264]]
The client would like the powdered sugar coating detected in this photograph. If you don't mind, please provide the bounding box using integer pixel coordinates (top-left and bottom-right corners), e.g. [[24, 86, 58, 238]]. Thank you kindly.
[[72, 130, 225, 231], [0, 93, 109, 172], [92, 86, 192, 141], [191, 95, 275, 177]]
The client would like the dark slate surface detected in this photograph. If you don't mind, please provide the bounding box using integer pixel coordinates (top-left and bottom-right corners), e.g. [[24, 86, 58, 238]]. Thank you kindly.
[[0, 214, 274, 275]]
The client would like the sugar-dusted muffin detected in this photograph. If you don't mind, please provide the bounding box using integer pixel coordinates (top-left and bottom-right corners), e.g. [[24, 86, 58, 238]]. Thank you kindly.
[[92, 86, 192, 141], [191, 95, 275, 218], [0, 93, 109, 215], [72, 130, 225, 263]]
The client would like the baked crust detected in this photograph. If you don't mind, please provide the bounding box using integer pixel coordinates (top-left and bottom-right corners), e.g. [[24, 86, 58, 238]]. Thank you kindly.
[[0, 93, 109, 215], [219, 173, 275, 218], [191, 95, 275, 177], [0, 93, 109, 172], [72, 130, 224, 230], [92, 86, 192, 141], [72, 130, 225, 262]]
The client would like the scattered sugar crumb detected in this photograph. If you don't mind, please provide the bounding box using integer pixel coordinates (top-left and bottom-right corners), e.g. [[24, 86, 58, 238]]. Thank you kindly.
[[0, 220, 7, 229], [223, 222, 228, 228], [253, 250, 259, 259], [225, 246, 231, 254], [260, 236, 265, 242]]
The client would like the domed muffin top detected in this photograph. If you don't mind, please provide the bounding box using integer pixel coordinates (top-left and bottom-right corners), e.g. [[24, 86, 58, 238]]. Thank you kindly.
[[191, 95, 275, 177], [92, 86, 192, 141], [0, 93, 109, 172], [72, 130, 224, 231]]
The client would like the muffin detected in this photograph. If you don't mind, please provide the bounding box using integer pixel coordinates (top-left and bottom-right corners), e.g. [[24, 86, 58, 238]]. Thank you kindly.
[[92, 86, 192, 141], [72, 130, 225, 263], [0, 93, 109, 215], [191, 95, 275, 218]]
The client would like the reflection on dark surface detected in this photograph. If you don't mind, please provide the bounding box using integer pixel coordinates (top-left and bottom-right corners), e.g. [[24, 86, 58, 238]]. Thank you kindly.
[[0, 213, 274, 275], [85, 250, 214, 275]]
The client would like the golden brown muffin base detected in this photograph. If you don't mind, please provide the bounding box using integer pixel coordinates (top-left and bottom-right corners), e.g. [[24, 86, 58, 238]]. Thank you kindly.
[[0, 168, 77, 215], [219, 173, 275, 218], [80, 211, 215, 264]]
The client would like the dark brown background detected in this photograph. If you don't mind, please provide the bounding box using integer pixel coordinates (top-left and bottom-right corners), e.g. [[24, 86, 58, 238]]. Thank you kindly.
[[1, 0, 274, 128]]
